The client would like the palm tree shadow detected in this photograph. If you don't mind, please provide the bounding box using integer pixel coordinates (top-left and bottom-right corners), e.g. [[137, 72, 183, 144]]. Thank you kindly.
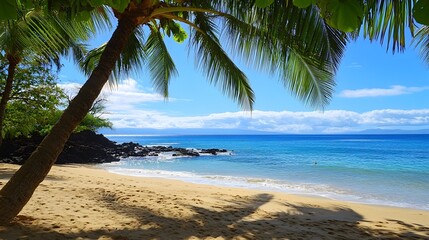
[[94, 192, 276, 239], [0, 166, 65, 181], [0, 169, 18, 180], [3, 190, 429, 240]]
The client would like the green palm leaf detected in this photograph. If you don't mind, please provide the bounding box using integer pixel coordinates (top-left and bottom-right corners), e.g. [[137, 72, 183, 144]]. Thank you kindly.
[[362, 0, 416, 53], [414, 26, 429, 64], [145, 24, 178, 98], [81, 27, 146, 86], [80, 44, 104, 77], [221, 3, 346, 109], [88, 6, 112, 32], [113, 26, 146, 82], [190, 12, 255, 110], [283, 50, 334, 108], [1, 9, 93, 67]]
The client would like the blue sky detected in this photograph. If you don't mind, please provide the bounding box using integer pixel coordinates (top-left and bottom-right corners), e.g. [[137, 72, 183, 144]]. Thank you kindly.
[[58, 25, 429, 134]]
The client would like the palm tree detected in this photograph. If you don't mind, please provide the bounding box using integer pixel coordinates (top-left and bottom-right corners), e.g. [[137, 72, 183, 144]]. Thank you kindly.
[[0, 0, 348, 224], [0, 7, 102, 146]]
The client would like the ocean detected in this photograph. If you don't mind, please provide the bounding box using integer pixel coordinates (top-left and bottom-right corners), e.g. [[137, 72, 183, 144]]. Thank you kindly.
[[101, 134, 429, 210]]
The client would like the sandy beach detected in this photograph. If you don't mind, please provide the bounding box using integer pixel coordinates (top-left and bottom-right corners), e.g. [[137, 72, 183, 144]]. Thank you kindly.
[[0, 163, 428, 239]]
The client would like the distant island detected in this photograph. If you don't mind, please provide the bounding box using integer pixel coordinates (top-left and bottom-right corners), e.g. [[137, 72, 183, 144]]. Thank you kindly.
[[351, 128, 429, 134]]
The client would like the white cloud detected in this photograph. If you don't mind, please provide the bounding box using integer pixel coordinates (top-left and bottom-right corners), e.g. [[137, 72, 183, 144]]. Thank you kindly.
[[339, 85, 429, 98], [58, 78, 167, 110], [345, 62, 363, 68], [359, 109, 429, 125], [101, 79, 167, 111], [105, 109, 429, 133], [58, 82, 83, 95], [58, 80, 429, 133]]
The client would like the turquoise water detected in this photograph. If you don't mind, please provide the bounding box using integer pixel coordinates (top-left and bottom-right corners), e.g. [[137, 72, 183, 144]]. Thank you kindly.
[[101, 134, 429, 210]]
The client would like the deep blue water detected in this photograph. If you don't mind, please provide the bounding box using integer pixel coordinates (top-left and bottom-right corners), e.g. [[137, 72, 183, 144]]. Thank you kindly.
[[101, 134, 429, 210]]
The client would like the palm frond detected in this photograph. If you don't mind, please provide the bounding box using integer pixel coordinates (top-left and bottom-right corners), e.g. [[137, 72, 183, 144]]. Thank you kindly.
[[362, 0, 416, 53], [0, 21, 26, 56], [283, 50, 334, 109], [145, 24, 177, 98], [21, 11, 75, 57], [88, 6, 113, 33], [80, 26, 146, 86], [190, 12, 254, 110], [194, 0, 253, 18], [80, 43, 104, 77], [414, 26, 429, 65], [0, 8, 92, 69], [112, 26, 146, 82], [220, 2, 345, 109], [67, 42, 88, 64]]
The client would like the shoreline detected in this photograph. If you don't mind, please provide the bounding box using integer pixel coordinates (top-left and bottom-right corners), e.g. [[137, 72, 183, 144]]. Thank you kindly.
[[100, 163, 429, 212], [1, 163, 428, 239]]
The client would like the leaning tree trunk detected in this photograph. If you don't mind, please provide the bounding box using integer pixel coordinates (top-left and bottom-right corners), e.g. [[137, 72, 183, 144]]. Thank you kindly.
[[0, 16, 137, 224], [0, 55, 20, 147]]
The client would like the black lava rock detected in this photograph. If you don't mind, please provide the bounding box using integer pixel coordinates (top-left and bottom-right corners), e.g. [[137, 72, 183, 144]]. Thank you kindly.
[[0, 131, 230, 165]]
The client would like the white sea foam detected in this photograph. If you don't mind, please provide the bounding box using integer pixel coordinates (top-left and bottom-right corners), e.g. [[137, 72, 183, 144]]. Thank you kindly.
[[214, 151, 234, 156], [145, 143, 180, 146], [119, 154, 189, 163], [118, 150, 232, 163]]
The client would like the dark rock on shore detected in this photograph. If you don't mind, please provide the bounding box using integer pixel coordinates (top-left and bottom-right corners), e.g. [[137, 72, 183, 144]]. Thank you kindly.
[[0, 130, 230, 165], [0, 131, 118, 165]]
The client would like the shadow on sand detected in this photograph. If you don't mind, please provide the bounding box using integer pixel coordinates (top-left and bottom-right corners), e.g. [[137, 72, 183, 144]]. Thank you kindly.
[[0, 167, 67, 182], [2, 190, 428, 240]]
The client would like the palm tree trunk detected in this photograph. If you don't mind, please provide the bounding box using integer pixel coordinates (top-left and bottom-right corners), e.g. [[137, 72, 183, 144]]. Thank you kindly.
[[0, 16, 137, 225], [0, 55, 20, 147]]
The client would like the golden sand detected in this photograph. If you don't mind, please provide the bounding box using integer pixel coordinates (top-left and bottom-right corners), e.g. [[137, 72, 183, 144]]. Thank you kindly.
[[0, 163, 428, 239]]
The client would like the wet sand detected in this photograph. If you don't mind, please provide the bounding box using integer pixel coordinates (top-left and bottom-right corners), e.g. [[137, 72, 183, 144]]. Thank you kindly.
[[0, 163, 428, 239]]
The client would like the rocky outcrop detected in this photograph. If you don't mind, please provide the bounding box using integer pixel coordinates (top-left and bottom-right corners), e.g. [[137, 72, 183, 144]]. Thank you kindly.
[[0, 130, 230, 165]]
